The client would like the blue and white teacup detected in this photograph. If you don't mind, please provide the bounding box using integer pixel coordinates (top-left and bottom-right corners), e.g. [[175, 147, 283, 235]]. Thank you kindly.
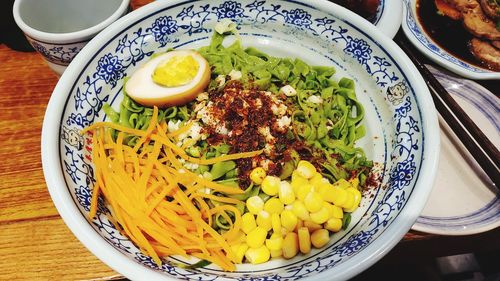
[[13, 0, 130, 75]]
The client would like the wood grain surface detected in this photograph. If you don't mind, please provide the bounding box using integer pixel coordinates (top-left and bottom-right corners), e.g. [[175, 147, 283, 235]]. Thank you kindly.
[[0, 1, 498, 280]]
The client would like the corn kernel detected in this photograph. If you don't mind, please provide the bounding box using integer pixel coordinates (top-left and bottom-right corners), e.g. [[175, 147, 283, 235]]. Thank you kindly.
[[230, 243, 248, 263], [265, 233, 283, 251], [311, 229, 330, 248], [279, 181, 295, 205], [228, 230, 247, 244], [291, 171, 308, 194], [309, 172, 327, 187], [349, 177, 359, 189], [323, 187, 348, 206], [333, 178, 351, 189], [348, 188, 362, 203], [343, 187, 362, 212], [296, 184, 313, 201], [296, 160, 316, 179], [246, 196, 264, 215], [241, 213, 257, 234], [264, 198, 284, 214], [340, 191, 355, 210], [282, 232, 299, 259], [295, 219, 304, 232], [261, 175, 280, 196], [245, 245, 270, 264], [304, 192, 323, 213], [298, 227, 311, 254], [325, 202, 343, 219], [250, 167, 266, 185], [256, 210, 272, 230], [310, 206, 330, 224], [324, 218, 342, 232], [271, 213, 282, 234], [303, 220, 322, 232], [291, 201, 310, 221], [270, 249, 282, 258], [280, 210, 298, 231], [247, 226, 267, 248], [317, 182, 333, 198]]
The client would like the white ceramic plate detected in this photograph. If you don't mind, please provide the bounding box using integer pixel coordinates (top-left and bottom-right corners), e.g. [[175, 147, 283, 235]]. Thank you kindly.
[[412, 65, 500, 235], [402, 0, 500, 80], [41, 0, 439, 280]]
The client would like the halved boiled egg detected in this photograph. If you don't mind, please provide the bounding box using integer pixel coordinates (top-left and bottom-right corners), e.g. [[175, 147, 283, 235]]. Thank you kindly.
[[125, 50, 210, 107]]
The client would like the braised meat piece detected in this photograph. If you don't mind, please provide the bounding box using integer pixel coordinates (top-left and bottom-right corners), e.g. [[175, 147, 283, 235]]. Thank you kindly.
[[479, 0, 500, 19], [431, 0, 500, 70], [469, 38, 500, 70], [462, 5, 500, 40], [436, 0, 462, 19], [438, 0, 500, 42], [445, 0, 480, 11]]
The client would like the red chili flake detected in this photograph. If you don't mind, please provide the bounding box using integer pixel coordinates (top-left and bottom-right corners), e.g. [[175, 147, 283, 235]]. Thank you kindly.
[[202, 81, 295, 188]]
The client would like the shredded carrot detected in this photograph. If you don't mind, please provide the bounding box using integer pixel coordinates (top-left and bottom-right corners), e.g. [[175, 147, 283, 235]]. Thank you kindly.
[[82, 106, 262, 271]]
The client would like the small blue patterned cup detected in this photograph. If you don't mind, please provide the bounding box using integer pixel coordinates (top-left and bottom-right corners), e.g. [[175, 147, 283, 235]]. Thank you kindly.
[[13, 0, 130, 75]]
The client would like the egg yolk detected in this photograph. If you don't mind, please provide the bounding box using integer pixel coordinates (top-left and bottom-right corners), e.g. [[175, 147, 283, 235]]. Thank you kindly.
[[152, 55, 199, 87]]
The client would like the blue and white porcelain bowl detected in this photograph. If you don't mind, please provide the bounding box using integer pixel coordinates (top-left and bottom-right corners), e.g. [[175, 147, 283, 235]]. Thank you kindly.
[[402, 0, 500, 80], [156, 0, 403, 38], [41, 0, 439, 280], [13, 0, 130, 75], [362, 0, 402, 39]]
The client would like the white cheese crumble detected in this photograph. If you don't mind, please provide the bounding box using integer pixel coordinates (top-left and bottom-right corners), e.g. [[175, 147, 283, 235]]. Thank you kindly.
[[215, 75, 226, 87], [254, 98, 262, 108], [214, 18, 237, 34], [196, 92, 208, 101], [260, 159, 273, 170], [228, 69, 242, 80], [167, 120, 182, 133], [193, 101, 206, 113], [307, 95, 323, 104], [215, 124, 229, 135], [280, 85, 297, 96], [184, 162, 199, 171], [276, 115, 291, 130], [187, 122, 203, 141], [264, 143, 274, 155], [271, 103, 287, 116], [258, 126, 275, 142]]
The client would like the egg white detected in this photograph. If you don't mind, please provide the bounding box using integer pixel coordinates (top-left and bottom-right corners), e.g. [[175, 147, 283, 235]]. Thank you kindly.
[[125, 50, 210, 107]]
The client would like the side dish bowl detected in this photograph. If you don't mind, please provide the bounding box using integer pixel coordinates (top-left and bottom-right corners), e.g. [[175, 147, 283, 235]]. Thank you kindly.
[[402, 0, 500, 80], [41, 0, 439, 280]]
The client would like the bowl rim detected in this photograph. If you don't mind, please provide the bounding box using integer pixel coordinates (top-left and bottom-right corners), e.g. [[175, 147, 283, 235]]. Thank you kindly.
[[375, 0, 403, 39], [13, 0, 131, 43], [41, 0, 440, 280], [401, 0, 500, 80]]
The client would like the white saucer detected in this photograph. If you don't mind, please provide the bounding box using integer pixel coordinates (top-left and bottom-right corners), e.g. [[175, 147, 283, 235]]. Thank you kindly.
[[412, 65, 500, 235]]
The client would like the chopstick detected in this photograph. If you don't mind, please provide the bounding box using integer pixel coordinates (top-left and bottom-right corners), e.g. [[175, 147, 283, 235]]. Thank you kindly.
[[395, 35, 500, 188]]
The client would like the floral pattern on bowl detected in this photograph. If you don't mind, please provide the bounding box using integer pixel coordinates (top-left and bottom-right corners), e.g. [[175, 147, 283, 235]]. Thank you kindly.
[[26, 37, 84, 66], [42, 0, 439, 280]]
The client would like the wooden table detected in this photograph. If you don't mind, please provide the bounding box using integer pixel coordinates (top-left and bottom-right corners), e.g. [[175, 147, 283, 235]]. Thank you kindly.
[[1, 1, 499, 280]]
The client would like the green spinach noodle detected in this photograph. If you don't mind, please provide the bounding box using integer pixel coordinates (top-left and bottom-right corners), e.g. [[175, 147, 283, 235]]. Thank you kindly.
[[103, 30, 373, 196]]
